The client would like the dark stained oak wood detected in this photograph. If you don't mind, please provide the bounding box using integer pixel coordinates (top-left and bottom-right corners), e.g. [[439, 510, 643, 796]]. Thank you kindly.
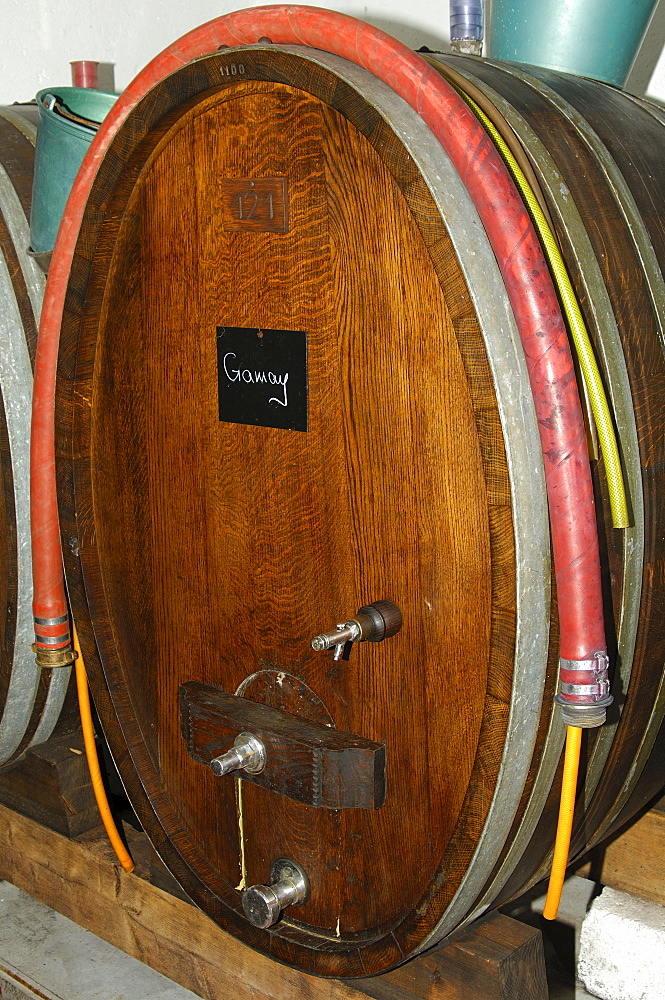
[[56, 49, 517, 976], [353, 916, 548, 1000], [180, 681, 386, 809], [0, 730, 98, 837]]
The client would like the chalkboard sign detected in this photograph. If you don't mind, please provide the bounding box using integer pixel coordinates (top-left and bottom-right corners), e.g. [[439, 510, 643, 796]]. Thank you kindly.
[[216, 326, 308, 432]]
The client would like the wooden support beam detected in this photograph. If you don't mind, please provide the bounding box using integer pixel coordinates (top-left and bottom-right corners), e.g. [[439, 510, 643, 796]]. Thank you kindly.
[[0, 802, 548, 1000], [347, 918, 548, 1000], [0, 732, 98, 838]]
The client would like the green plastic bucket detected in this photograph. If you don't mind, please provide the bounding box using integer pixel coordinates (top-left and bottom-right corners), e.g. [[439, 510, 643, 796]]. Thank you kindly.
[[488, 0, 658, 86], [30, 86, 117, 254]]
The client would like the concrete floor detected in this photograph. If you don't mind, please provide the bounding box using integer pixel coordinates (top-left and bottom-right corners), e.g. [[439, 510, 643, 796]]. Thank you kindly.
[[0, 881, 198, 1000]]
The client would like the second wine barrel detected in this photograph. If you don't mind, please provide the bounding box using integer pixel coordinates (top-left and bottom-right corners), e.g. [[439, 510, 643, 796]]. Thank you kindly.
[[0, 104, 72, 768]]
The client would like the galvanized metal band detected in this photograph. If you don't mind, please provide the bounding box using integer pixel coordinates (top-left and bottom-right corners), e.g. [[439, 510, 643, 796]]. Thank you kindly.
[[31, 665, 72, 731], [34, 632, 70, 646], [0, 162, 44, 325], [0, 106, 38, 143], [447, 56, 643, 891], [0, 113, 67, 759], [478, 55, 651, 839], [34, 614, 70, 627], [300, 47, 549, 951], [0, 199, 39, 764]]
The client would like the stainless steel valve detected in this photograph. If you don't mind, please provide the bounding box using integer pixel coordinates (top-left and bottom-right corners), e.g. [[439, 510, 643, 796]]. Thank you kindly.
[[242, 858, 309, 928], [209, 732, 266, 776]]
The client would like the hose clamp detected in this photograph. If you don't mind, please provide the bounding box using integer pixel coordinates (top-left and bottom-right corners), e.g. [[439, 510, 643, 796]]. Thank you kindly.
[[34, 632, 71, 646], [555, 651, 612, 727], [557, 651, 611, 701], [559, 652, 609, 671], [560, 682, 608, 696], [34, 614, 70, 627]]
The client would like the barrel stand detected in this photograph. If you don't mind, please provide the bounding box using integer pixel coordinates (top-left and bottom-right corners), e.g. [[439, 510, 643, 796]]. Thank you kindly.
[[0, 800, 548, 1000], [0, 729, 99, 837]]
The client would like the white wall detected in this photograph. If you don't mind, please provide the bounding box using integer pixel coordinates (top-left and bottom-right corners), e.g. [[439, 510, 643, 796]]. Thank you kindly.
[[2, 0, 665, 105], [1, 1, 454, 104]]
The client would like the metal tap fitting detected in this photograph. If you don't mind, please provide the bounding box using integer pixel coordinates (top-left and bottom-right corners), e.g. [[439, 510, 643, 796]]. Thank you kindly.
[[210, 732, 266, 776], [242, 858, 309, 928]]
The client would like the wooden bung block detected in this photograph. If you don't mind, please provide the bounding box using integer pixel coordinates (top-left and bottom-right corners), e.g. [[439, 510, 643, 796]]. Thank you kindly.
[[180, 681, 386, 809]]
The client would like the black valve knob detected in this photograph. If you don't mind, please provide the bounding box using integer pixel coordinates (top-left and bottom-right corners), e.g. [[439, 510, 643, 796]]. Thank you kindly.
[[355, 599, 402, 642]]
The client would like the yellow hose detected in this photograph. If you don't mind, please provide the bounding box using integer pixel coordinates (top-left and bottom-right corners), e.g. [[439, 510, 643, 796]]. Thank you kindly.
[[73, 624, 135, 873], [543, 726, 582, 920], [461, 90, 629, 530]]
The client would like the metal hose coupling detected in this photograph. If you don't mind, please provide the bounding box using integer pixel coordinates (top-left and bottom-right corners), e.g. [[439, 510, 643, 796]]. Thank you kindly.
[[555, 651, 613, 727], [32, 613, 78, 668]]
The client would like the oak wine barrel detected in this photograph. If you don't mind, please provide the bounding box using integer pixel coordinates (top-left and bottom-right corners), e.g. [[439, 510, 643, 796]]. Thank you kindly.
[[0, 104, 72, 768], [54, 44, 665, 976]]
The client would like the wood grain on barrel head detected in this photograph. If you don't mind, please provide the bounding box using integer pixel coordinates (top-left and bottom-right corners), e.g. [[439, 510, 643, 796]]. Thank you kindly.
[[55, 51, 520, 975]]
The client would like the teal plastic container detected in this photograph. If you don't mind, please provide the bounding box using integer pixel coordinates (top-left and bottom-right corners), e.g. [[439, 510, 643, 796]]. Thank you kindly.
[[30, 86, 117, 254], [488, 0, 658, 87]]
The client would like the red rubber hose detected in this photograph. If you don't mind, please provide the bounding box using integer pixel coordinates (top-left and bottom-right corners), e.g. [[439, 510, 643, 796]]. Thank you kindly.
[[31, 6, 606, 700]]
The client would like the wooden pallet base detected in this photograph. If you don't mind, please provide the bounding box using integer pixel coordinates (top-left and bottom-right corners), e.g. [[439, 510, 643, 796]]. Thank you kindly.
[[0, 802, 548, 1000]]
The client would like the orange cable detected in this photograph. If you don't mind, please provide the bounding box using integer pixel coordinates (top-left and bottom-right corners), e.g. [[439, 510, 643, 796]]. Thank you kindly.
[[543, 725, 582, 919], [73, 625, 135, 873]]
